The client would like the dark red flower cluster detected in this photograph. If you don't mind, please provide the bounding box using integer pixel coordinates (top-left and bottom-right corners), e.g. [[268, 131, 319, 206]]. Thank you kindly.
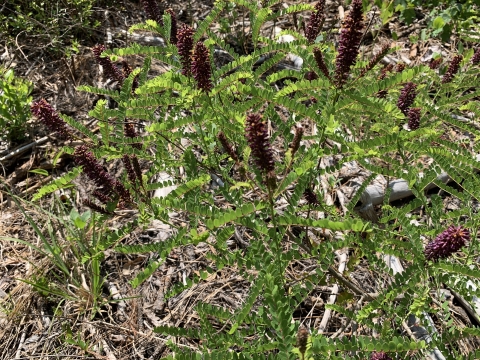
[[92, 44, 125, 84], [303, 188, 319, 206], [165, 9, 177, 45], [313, 47, 331, 81], [425, 226, 470, 261], [289, 126, 303, 157], [429, 57, 442, 70], [397, 82, 417, 116], [334, 0, 364, 87], [124, 122, 142, 150], [176, 24, 195, 76], [140, 0, 163, 25], [304, 71, 319, 81], [376, 64, 394, 98], [407, 107, 421, 130], [218, 131, 240, 163], [121, 61, 139, 91], [31, 99, 74, 140], [471, 48, 480, 65], [74, 145, 131, 204], [359, 43, 390, 78], [305, 0, 326, 44], [442, 55, 462, 84], [370, 352, 393, 360], [395, 62, 406, 73], [191, 42, 213, 92], [296, 325, 309, 356], [245, 113, 275, 174], [83, 199, 112, 215]]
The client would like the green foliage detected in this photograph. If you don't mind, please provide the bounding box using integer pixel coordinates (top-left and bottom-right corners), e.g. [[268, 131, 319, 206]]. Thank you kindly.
[[0, 0, 111, 55], [0, 67, 32, 142], [375, 0, 480, 42], [18, 0, 480, 358]]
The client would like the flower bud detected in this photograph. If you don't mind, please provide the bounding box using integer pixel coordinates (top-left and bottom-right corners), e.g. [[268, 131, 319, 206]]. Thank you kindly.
[[397, 82, 417, 116], [305, 0, 326, 44], [407, 107, 421, 130], [442, 55, 462, 84], [334, 0, 364, 87], [425, 225, 470, 261], [92, 44, 125, 84], [140, 0, 163, 25], [176, 24, 195, 76], [31, 99, 74, 140], [245, 113, 275, 174], [192, 42, 213, 92]]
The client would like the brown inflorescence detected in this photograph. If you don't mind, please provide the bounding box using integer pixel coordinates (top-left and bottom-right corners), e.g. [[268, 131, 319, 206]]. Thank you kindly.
[[442, 55, 462, 84], [245, 113, 275, 174], [471, 48, 480, 65], [429, 57, 442, 70], [303, 188, 319, 206], [176, 24, 195, 76], [131, 156, 143, 188], [74, 145, 131, 204], [124, 122, 142, 150], [334, 0, 364, 87], [93, 189, 112, 204], [395, 62, 406, 73], [397, 82, 417, 116], [122, 154, 137, 186], [359, 43, 390, 78], [165, 9, 177, 45], [31, 99, 74, 140], [218, 131, 240, 163], [191, 42, 213, 92], [121, 60, 139, 91], [92, 44, 125, 84], [407, 107, 421, 130], [376, 64, 393, 98], [305, 0, 326, 44], [424, 225, 470, 261], [313, 47, 332, 81], [140, 0, 163, 25], [370, 352, 393, 360], [304, 71, 319, 81], [289, 126, 303, 158], [296, 325, 309, 357], [83, 199, 112, 215]]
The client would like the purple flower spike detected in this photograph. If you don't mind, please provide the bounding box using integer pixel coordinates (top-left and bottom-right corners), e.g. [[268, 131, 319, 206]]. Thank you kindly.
[[429, 57, 442, 70], [397, 82, 417, 116], [471, 48, 480, 65], [191, 42, 213, 92], [74, 145, 117, 191], [176, 24, 195, 76], [370, 352, 393, 360], [334, 0, 364, 87], [245, 113, 275, 174], [425, 225, 470, 261], [407, 107, 421, 130], [165, 9, 177, 45], [140, 0, 163, 25], [31, 99, 74, 140], [442, 55, 462, 84], [305, 0, 326, 44], [313, 47, 332, 81], [92, 44, 125, 84]]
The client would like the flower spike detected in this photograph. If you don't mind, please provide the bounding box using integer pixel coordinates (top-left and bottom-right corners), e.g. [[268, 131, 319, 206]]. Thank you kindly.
[[397, 82, 417, 116], [334, 0, 364, 87], [424, 226, 470, 261], [245, 113, 275, 174], [191, 42, 213, 92], [92, 44, 125, 84], [305, 0, 326, 44], [176, 24, 195, 76], [31, 99, 74, 140], [442, 55, 462, 84]]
